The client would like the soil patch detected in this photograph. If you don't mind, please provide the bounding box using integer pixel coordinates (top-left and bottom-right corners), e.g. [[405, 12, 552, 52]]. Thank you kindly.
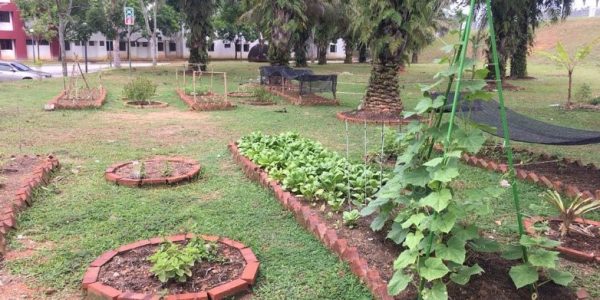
[[477, 146, 600, 193], [0, 156, 42, 212], [124, 101, 169, 109], [114, 159, 194, 180], [546, 220, 600, 254], [48, 87, 107, 110], [97, 241, 245, 294], [337, 110, 419, 125], [106, 157, 201, 187], [176, 89, 236, 111]]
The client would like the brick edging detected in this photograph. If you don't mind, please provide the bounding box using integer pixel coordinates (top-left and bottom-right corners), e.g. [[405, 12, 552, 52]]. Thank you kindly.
[[47, 87, 107, 110], [82, 234, 259, 300], [523, 217, 600, 264], [176, 89, 237, 111], [266, 87, 340, 106], [228, 142, 394, 300], [460, 151, 600, 200], [104, 157, 201, 187], [0, 155, 60, 254]]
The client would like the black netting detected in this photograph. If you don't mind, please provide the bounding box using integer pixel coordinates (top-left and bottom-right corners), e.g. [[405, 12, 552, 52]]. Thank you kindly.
[[298, 75, 337, 98], [248, 44, 269, 62], [259, 66, 314, 85], [433, 93, 600, 145]]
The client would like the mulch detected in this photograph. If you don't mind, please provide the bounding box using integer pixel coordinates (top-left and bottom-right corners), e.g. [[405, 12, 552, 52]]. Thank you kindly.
[[97, 241, 245, 294], [114, 159, 195, 180], [546, 220, 600, 254]]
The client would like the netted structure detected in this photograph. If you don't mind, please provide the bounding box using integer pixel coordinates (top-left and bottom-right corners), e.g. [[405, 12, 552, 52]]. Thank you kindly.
[[259, 66, 337, 99], [297, 74, 338, 99]]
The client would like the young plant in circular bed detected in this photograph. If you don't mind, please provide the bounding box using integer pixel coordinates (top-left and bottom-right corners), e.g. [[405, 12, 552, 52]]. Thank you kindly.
[[123, 77, 163, 107], [149, 237, 220, 283]]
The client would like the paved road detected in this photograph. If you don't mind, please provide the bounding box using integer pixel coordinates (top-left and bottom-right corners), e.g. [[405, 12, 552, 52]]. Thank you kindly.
[[30, 62, 171, 77]]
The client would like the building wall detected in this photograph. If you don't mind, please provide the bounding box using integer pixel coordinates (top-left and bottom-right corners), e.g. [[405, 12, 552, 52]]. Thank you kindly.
[[0, 0, 28, 60]]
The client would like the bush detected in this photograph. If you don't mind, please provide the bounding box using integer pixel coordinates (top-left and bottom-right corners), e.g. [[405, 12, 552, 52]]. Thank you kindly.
[[252, 87, 274, 103], [123, 77, 157, 103], [574, 83, 592, 103], [590, 97, 600, 106]]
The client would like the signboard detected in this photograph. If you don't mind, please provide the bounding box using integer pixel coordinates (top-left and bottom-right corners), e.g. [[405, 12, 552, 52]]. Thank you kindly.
[[124, 7, 135, 26]]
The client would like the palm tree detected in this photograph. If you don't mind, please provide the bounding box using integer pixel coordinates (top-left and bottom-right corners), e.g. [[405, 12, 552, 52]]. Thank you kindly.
[[348, 0, 441, 117], [180, 0, 216, 71]]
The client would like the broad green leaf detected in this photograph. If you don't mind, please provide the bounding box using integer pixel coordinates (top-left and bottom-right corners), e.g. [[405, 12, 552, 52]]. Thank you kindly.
[[419, 189, 452, 212], [420, 257, 450, 281], [404, 166, 431, 187], [472, 68, 489, 80], [548, 269, 574, 286], [394, 249, 418, 270], [420, 79, 444, 92], [415, 98, 434, 114], [449, 264, 484, 285], [528, 249, 558, 269], [370, 214, 388, 231], [519, 235, 560, 248], [469, 238, 501, 253], [424, 157, 445, 167], [501, 245, 524, 260], [436, 236, 466, 264], [461, 79, 487, 92], [422, 280, 448, 300], [404, 231, 424, 250], [430, 166, 460, 183], [509, 264, 538, 289], [401, 213, 427, 229], [430, 210, 457, 233], [432, 96, 445, 108], [454, 130, 486, 153], [388, 271, 412, 295], [387, 223, 409, 244], [451, 224, 479, 241]]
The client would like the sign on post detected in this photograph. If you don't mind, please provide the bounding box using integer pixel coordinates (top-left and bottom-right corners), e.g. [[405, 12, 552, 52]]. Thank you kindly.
[[124, 7, 135, 26]]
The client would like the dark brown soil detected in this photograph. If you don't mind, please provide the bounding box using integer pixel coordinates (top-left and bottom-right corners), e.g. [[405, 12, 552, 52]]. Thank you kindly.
[[546, 220, 600, 253], [98, 241, 245, 294], [0, 156, 43, 212], [484, 81, 524, 92], [115, 159, 195, 180], [339, 110, 419, 124], [126, 101, 166, 107], [477, 146, 600, 192]]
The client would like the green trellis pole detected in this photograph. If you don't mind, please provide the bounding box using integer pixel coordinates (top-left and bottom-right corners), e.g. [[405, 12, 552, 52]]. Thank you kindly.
[[484, 0, 528, 261]]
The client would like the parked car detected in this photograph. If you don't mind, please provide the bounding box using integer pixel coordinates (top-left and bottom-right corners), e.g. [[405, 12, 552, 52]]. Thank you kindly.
[[0, 61, 52, 82]]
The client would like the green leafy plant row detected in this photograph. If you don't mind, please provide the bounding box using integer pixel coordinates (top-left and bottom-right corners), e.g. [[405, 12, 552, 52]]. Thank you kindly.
[[148, 237, 219, 283], [237, 132, 385, 212]]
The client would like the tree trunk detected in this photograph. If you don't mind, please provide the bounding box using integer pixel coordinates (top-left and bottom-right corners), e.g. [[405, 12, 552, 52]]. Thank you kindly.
[[411, 52, 418, 64], [268, 7, 292, 66], [510, 17, 528, 78], [294, 30, 309, 67], [343, 37, 353, 64], [152, 1, 158, 67], [361, 62, 402, 112], [58, 20, 68, 77], [567, 69, 573, 107], [358, 44, 367, 63], [112, 35, 121, 68], [317, 42, 327, 65]]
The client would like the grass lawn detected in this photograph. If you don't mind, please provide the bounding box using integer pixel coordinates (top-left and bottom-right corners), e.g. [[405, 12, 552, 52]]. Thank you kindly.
[[0, 58, 598, 299]]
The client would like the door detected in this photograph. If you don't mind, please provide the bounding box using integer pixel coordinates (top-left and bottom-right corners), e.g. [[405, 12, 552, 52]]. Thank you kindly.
[[0, 62, 19, 81]]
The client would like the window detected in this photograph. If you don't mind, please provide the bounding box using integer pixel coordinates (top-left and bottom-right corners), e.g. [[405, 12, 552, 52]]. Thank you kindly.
[[141, 42, 148, 47], [224, 43, 231, 48], [243, 44, 250, 52], [208, 43, 214, 52], [26, 39, 33, 46], [64, 41, 71, 51], [99, 41, 105, 47], [0, 39, 13, 50], [329, 44, 337, 53], [0, 12, 10, 23], [74, 41, 81, 46], [106, 41, 113, 51], [11, 62, 31, 71], [89, 41, 95, 46], [119, 41, 126, 51], [157, 42, 164, 51], [130, 41, 136, 47], [0, 63, 12, 71], [169, 42, 176, 52], [39, 40, 49, 46], [235, 43, 241, 52]]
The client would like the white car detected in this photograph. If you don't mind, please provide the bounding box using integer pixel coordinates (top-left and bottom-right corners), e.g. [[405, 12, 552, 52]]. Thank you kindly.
[[0, 61, 52, 82]]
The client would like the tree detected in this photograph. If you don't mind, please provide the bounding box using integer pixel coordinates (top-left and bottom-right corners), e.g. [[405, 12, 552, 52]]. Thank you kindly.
[[350, 0, 441, 115], [17, 0, 78, 77], [214, 0, 259, 60], [138, 0, 159, 67], [313, 0, 339, 65], [179, 0, 216, 70], [539, 40, 599, 107]]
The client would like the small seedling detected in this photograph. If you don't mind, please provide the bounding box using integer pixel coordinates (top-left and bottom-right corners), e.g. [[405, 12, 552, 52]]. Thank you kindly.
[[543, 190, 600, 237], [131, 161, 146, 179], [343, 209, 361, 229], [148, 237, 219, 283], [161, 161, 173, 177]]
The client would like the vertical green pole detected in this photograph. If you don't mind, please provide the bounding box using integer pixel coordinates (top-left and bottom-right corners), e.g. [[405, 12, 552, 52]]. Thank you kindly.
[[485, 0, 528, 261]]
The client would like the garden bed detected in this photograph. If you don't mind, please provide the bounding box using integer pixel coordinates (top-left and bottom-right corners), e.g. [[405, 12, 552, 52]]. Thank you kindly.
[[124, 100, 169, 109], [468, 145, 600, 199], [266, 86, 339, 106], [337, 110, 419, 125], [525, 217, 600, 263], [82, 234, 259, 300], [176, 89, 236, 111], [0, 155, 60, 254], [229, 142, 579, 300], [46, 87, 107, 110], [104, 157, 201, 187]]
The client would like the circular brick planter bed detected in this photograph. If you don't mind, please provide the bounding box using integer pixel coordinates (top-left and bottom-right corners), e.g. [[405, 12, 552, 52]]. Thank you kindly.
[[105, 157, 201, 187], [124, 100, 169, 109], [46, 87, 107, 110], [227, 91, 254, 98], [82, 234, 259, 300], [524, 217, 600, 263], [337, 110, 419, 125], [176, 89, 236, 111]]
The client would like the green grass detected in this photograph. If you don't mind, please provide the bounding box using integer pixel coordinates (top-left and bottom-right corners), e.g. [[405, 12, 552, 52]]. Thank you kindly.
[[0, 59, 598, 299]]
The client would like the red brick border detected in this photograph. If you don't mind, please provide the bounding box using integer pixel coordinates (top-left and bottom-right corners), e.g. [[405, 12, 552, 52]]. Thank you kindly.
[[461, 151, 600, 200], [81, 234, 259, 300], [266, 86, 339, 106], [47, 87, 107, 110], [228, 142, 394, 300], [0, 155, 60, 254], [176, 89, 236, 111], [104, 157, 201, 187], [524, 217, 600, 263]]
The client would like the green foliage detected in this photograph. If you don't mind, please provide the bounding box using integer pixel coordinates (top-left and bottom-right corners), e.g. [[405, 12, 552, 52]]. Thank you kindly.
[[543, 190, 600, 237], [238, 132, 384, 208], [148, 237, 219, 283], [251, 87, 274, 103], [342, 209, 361, 229], [574, 83, 592, 103], [184, 86, 210, 96], [123, 77, 157, 103], [591, 97, 600, 106], [161, 161, 173, 177]]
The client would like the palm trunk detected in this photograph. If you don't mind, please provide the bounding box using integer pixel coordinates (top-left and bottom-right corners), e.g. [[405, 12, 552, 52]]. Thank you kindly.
[[343, 37, 353, 64], [567, 69, 573, 107], [317, 42, 327, 65], [294, 30, 310, 67], [358, 44, 367, 63], [268, 7, 292, 66], [58, 20, 67, 78], [361, 62, 402, 112], [411, 52, 418, 64], [152, 1, 158, 67]]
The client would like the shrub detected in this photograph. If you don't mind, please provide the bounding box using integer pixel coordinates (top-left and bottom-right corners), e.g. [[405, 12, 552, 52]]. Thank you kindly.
[[252, 87, 274, 103], [590, 97, 600, 106], [123, 77, 157, 104], [574, 83, 592, 103], [148, 237, 219, 283]]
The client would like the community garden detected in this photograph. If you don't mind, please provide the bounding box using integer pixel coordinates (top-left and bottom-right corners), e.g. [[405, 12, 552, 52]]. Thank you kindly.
[[2, 0, 600, 299]]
